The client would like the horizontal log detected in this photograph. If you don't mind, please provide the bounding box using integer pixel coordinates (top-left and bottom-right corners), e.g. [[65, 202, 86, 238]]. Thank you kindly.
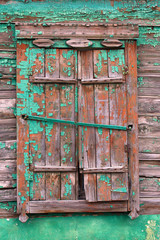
[[138, 98, 160, 115], [137, 76, 160, 89], [0, 128, 16, 141], [0, 202, 17, 217], [139, 153, 160, 161], [140, 167, 160, 177], [0, 91, 16, 99], [81, 166, 128, 173], [34, 166, 76, 172], [30, 77, 77, 84], [138, 88, 160, 97], [0, 99, 16, 118], [139, 138, 160, 154], [0, 180, 16, 189], [0, 118, 16, 129], [0, 52, 15, 59], [140, 177, 160, 193], [140, 192, 160, 198], [29, 200, 128, 213], [0, 160, 16, 173], [81, 78, 125, 84], [16, 23, 139, 39], [0, 79, 16, 91], [0, 140, 16, 160], [0, 189, 16, 202], [138, 116, 160, 138], [0, 24, 15, 49], [140, 198, 160, 215], [0, 173, 16, 181]]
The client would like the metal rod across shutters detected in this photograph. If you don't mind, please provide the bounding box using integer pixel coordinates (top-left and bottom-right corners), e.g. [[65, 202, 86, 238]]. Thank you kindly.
[[22, 114, 127, 131]]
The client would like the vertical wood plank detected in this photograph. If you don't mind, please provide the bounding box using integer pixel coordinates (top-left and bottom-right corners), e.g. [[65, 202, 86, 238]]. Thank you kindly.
[[60, 49, 77, 200], [125, 41, 139, 218], [45, 49, 61, 200], [94, 50, 111, 201], [108, 49, 128, 201], [80, 51, 96, 202], [17, 41, 30, 221], [29, 48, 46, 201]]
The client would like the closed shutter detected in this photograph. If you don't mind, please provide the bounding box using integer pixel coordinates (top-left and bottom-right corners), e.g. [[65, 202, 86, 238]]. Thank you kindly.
[[16, 23, 139, 222], [78, 49, 128, 202]]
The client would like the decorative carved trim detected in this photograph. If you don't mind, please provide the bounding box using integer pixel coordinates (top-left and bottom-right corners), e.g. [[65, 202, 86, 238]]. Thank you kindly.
[[101, 39, 123, 48], [33, 39, 54, 47], [15, 22, 139, 39]]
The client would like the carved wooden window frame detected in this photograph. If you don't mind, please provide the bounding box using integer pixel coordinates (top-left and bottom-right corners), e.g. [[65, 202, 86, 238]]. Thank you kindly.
[[16, 23, 139, 222]]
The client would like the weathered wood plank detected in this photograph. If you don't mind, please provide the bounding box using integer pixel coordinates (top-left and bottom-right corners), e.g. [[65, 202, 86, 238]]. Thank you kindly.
[[0, 79, 16, 91], [29, 200, 128, 213], [138, 116, 160, 138], [138, 98, 160, 115], [139, 153, 160, 161], [80, 50, 96, 202], [34, 166, 76, 172], [0, 140, 16, 160], [29, 48, 46, 201], [140, 198, 160, 215], [0, 91, 16, 99], [125, 41, 139, 218], [140, 177, 160, 193], [16, 24, 139, 39], [139, 138, 160, 154], [0, 160, 16, 173], [0, 99, 16, 118], [0, 189, 16, 202]]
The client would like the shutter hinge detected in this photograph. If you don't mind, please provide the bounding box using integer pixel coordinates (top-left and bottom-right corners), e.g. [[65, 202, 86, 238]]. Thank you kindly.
[[122, 66, 128, 75], [125, 144, 131, 154]]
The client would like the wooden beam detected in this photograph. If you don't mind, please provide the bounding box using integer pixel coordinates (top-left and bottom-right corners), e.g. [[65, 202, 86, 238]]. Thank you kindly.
[[81, 166, 128, 173], [29, 200, 128, 213], [15, 23, 139, 40], [29, 77, 77, 84], [125, 40, 139, 219], [81, 78, 125, 84], [34, 166, 77, 172]]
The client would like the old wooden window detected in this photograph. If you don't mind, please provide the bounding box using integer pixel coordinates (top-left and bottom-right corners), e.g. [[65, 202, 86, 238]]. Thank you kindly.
[[16, 23, 139, 222]]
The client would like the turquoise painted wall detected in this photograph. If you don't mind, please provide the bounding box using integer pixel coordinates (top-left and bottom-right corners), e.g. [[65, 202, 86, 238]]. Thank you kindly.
[[1, 214, 160, 240]]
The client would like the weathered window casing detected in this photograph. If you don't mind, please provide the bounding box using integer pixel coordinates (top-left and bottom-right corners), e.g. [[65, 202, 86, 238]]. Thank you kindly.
[[16, 23, 139, 222]]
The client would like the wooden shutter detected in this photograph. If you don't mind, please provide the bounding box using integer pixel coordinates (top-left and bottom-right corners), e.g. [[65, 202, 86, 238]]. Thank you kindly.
[[79, 49, 128, 202], [17, 26, 139, 222]]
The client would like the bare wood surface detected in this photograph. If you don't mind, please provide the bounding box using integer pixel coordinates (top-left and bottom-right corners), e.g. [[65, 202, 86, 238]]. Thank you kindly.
[[16, 23, 139, 39], [29, 200, 128, 213], [81, 78, 125, 84], [34, 166, 76, 172], [81, 167, 128, 173], [30, 77, 77, 84]]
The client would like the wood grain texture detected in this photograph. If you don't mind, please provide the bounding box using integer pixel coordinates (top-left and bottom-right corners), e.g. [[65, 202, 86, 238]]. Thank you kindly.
[[29, 200, 128, 213]]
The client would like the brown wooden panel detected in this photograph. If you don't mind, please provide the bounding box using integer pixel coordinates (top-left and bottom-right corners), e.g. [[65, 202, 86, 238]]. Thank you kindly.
[[61, 173, 76, 200], [108, 49, 128, 202], [16, 23, 139, 40], [94, 68, 111, 201], [93, 50, 108, 79], [125, 41, 139, 218], [29, 200, 128, 213], [29, 48, 46, 201], [79, 51, 96, 202], [46, 173, 60, 200], [0, 99, 16, 119]]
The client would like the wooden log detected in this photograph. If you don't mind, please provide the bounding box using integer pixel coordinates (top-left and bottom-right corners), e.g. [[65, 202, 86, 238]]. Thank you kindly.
[[0, 189, 16, 201], [0, 140, 16, 160], [139, 153, 160, 161], [138, 116, 160, 138], [0, 99, 16, 118], [138, 97, 160, 115], [140, 198, 160, 215], [0, 91, 16, 99], [139, 138, 160, 154], [0, 79, 16, 91], [29, 200, 128, 213]]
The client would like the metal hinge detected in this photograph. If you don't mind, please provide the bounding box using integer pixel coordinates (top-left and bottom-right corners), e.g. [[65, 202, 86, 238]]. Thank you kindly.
[[125, 144, 131, 154], [122, 66, 128, 75]]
